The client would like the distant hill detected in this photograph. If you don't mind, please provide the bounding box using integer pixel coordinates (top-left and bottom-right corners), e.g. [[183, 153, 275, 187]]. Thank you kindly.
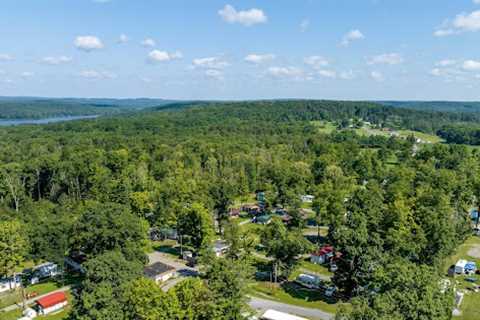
[[0, 97, 179, 119], [379, 101, 480, 113]]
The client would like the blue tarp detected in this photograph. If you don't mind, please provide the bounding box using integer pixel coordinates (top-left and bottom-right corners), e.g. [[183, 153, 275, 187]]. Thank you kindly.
[[471, 209, 479, 220], [465, 262, 477, 272]]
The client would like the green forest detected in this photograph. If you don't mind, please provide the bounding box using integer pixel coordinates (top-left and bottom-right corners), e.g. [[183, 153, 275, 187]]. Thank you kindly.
[[1, 100, 479, 320]]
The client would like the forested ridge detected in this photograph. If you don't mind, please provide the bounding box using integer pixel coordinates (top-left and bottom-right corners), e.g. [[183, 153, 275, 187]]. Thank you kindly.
[[0, 97, 177, 119], [0, 100, 479, 319]]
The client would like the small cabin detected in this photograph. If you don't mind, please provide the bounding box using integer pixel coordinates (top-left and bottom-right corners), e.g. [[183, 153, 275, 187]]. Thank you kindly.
[[36, 292, 68, 315]]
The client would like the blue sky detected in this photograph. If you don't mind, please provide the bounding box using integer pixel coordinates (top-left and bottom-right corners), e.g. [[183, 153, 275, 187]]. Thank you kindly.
[[1, 0, 480, 100]]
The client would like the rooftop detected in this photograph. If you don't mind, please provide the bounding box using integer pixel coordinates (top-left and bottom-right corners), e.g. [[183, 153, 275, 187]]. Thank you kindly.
[[144, 262, 175, 278], [36, 292, 67, 309]]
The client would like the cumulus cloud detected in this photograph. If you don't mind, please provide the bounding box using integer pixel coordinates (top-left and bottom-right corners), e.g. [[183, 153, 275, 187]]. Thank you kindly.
[[267, 66, 305, 79], [317, 70, 336, 78], [218, 4, 267, 26], [339, 70, 356, 80], [435, 10, 480, 36], [370, 71, 384, 82], [304, 56, 329, 69], [141, 38, 156, 47], [367, 53, 404, 65], [74, 36, 104, 51], [435, 59, 457, 67], [21, 72, 34, 78], [205, 69, 224, 80], [0, 54, 13, 61], [148, 50, 183, 62], [341, 29, 365, 46], [192, 57, 229, 69], [463, 60, 480, 71], [300, 19, 310, 32], [118, 34, 129, 44], [244, 54, 275, 64], [79, 70, 116, 80], [41, 56, 72, 65]]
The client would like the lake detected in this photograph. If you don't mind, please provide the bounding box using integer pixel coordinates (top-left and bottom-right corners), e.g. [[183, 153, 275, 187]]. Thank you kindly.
[[0, 115, 99, 127]]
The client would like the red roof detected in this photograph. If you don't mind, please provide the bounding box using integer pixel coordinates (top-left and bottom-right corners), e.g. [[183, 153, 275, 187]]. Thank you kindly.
[[312, 246, 334, 256], [36, 292, 67, 309]]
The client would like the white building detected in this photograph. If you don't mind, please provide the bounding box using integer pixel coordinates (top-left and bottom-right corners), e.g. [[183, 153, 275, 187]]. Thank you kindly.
[[144, 262, 176, 284], [300, 195, 314, 203], [455, 260, 467, 274], [36, 292, 68, 315], [0, 275, 21, 293]]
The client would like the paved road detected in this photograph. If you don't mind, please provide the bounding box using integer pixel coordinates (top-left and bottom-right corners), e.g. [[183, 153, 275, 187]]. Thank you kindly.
[[248, 296, 334, 320], [0, 286, 71, 313]]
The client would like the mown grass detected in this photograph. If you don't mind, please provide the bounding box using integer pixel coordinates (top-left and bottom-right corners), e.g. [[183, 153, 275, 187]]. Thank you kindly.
[[247, 281, 344, 314], [443, 236, 480, 320]]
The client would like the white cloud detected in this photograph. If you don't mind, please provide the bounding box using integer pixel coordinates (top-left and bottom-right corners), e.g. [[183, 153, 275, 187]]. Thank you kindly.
[[339, 70, 356, 80], [141, 38, 156, 47], [140, 77, 152, 83], [93, 0, 112, 3], [300, 19, 310, 32], [79, 70, 116, 80], [475, 0, 480, 4], [304, 56, 329, 69], [193, 57, 229, 69], [341, 29, 365, 46], [41, 56, 72, 65], [244, 54, 275, 64], [148, 50, 183, 62], [435, 10, 480, 36], [0, 70, 4, 75], [370, 71, 384, 82], [463, 60, 480, 71], [118, 34, 129, 44], [21, 72, 34, 78], [205, 69, 224, 80], [430, 68, 445, 77], [74, 36, 104, 51], [435, 59, 457, 67], [317, 70, 336, 78], [0, 54, 13, 61], [367, 53, 404, 65], [218, 4, 267, 26], [268, 66, 304, 79]]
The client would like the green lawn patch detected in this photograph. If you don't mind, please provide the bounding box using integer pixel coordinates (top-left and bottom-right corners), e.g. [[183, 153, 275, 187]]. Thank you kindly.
[[247, 281, 344, 314]]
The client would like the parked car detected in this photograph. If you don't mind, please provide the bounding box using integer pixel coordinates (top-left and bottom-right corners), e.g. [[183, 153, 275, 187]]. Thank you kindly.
[[330, 263, 338, 272], [325, 286, 336, 297]]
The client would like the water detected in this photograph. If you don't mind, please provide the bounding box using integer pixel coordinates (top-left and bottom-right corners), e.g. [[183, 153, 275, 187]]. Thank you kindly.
[[0, 115, 99, 127]]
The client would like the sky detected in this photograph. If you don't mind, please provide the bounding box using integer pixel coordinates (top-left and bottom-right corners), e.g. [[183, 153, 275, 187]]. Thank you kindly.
[[1, 0, 480, 100]]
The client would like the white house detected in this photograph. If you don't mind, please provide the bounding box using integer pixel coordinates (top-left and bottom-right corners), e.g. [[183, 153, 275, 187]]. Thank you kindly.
[[213, 240, 230, 257], [300, 195, 314, 203], [261, 309, 308, 320], [144, 262, 176, 284], [0, 275, 21, 293], [36, 292, 68, 315], [455, 260, 467, 274]]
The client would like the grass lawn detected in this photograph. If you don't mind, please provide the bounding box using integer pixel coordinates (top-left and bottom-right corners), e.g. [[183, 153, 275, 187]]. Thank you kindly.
[[0, 291, 72, 320], [146, 239, 181, 258], [247, 281, 345, 314], [0, 281, 63, 309], [443, 236, 480, 320], [311, 121, 337, 134], [297, 260, 333, 278], [397, 130, 443, 144]]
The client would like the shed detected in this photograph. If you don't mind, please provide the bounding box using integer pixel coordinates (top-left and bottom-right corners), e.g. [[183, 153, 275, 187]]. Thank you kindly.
[[311, 246, 334, 265], [255, 215, 272, 225], [261, 309, 308, 320], [455, 260, 468, 274], [36, 292, 68, 315], [144, 262, 176, 284], [213, 240, 230, 257]]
